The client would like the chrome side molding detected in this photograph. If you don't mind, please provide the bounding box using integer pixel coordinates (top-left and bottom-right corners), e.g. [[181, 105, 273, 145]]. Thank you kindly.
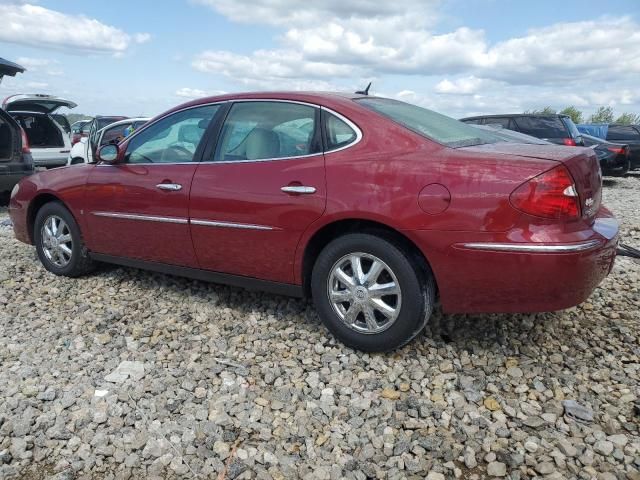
[[458, 240, 603, 253], [92, 211, 188, 224], [190, 219, 277, 230], [92, 212, 278, 231]]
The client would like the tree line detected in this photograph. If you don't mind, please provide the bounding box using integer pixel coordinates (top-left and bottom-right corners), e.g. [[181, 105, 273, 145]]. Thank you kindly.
[[525, 106, 640, 125]]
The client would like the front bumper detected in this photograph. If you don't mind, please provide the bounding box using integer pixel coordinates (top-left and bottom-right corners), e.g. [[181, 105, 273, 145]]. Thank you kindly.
[[407, 215, 619, 314]]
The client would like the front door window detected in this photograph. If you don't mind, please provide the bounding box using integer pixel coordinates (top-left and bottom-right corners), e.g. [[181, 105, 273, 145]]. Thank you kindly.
[[125, 105, 220, 164]]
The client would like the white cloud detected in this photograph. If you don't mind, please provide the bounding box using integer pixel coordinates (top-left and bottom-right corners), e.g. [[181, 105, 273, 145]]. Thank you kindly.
[[0, 4, 150, 54], [435, 76, 487, 95], [15, 57, 64, 77], [25, 81, 48, 89], [192, 1, 640, 87], [175, 87, 226, 99], [194, 0, 440, 27]]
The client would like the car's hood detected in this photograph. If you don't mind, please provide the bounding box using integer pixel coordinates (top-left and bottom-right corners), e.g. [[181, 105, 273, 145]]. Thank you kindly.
[[3, 93, 77, 113]]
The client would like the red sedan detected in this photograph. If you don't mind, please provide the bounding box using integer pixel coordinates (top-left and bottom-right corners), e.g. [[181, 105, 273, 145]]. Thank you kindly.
[[8, 92, 619, 351]]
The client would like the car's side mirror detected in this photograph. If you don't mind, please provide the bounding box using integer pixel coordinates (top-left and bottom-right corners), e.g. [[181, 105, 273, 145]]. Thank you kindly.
[[97, 144, 119, 164]]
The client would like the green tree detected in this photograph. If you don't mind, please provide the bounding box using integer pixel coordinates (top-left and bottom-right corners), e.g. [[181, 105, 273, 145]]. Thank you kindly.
[[65, 113, 92, 125], [614, 112, 640, 125], [589, 106, 614, 124], [559, 106, 583, 124], [525, 106, 556, 114]]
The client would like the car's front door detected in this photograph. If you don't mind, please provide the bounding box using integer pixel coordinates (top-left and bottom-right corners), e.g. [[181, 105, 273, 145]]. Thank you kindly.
[[84, 104, 221, 267], [189, 100, 327, 284]]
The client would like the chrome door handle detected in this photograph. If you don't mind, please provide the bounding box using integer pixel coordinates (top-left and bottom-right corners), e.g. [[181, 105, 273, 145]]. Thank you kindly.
[[156, 183, 182, 191], [281, 185, 316, 194]]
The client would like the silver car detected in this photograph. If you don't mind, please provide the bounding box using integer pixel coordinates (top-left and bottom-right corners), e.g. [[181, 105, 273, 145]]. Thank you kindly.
[[2, 94, 76, 168]]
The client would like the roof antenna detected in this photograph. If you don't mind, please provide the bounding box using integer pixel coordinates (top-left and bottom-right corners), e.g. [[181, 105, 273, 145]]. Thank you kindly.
[[355, 82, 371, 96]]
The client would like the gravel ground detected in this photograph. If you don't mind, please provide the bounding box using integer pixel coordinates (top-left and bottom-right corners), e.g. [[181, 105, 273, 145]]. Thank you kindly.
[[0, 174, 639, 480]]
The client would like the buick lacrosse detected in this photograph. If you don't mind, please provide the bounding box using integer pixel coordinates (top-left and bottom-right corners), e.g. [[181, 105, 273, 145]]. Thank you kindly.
[[9, 92, 619, 351]]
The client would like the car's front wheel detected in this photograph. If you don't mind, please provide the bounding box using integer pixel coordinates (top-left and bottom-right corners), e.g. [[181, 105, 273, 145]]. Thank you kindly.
[[311, 233, 435, 352], [34, 202, 95, 277]]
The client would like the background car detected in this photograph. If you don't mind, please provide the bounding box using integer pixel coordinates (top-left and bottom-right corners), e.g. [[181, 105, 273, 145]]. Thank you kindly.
[[2, 94, 76, 168], [461, 113, 584, 146], [581, 133, 630, 177], [0, 106, 33, 200], [577, 123, 640, 171], [68, 117, 148, 165], [70, 119, 91, 146], [9, 92, 617, 352], [75, 116, 128, 165], [471, 124, 552, 144]]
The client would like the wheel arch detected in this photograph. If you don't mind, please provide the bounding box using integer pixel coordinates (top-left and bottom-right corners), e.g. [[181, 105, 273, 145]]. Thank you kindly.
[[299, 218, 438, 298], [27, 192, 67, 243]]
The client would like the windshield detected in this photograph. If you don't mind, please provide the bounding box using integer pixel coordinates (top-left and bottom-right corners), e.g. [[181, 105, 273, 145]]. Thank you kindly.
[[356, 97, 500, 148]]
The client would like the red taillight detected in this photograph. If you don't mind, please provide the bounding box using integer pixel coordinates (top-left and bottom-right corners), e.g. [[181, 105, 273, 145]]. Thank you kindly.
[[510, 165, 580, 220], [562, 138, 576, 146], [20, 127, 30, 154], [71, 133, 81, 145], [606, 146, 626, 155]]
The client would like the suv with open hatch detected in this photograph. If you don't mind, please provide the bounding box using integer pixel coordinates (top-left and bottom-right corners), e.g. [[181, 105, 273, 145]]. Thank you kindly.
[[2, 94, 75, 168]]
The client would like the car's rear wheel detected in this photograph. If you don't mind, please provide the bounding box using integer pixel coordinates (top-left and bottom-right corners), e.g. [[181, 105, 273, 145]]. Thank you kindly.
[[70, 157, 85, 165], [311, 233, 435, 352], [34, 202, 95, 277]]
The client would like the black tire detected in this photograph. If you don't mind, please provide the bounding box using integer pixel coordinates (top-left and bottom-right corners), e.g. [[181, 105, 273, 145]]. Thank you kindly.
[[311, 233, 435, 352], [70, 157, 85, 165], [34, 202, 95, 277]]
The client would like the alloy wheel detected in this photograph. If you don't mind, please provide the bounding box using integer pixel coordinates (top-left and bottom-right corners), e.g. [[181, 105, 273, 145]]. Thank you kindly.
[[41, 215, 73, 268], [327, 252, 402, 334]]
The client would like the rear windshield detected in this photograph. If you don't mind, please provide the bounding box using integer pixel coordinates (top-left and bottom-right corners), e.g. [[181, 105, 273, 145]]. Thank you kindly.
[[356, 98, 499, 148], [515, 116, 567, 138]]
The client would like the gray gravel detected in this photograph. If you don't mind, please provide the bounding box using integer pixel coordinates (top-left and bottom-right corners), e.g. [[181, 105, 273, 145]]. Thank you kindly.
[[0, 174, 639, 479]]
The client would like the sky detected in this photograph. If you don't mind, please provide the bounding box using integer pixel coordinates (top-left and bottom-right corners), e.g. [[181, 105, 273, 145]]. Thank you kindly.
[[0, 0, 639, 120]]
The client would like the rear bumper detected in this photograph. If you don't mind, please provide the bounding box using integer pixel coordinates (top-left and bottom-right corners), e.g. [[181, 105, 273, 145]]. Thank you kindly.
[[407, 215, 619, 314], [601, 157, 630, 177]]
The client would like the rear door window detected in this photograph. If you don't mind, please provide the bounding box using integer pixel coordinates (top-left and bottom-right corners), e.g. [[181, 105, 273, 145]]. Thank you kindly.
[[214, 101, 320, 161], [513, 116, 567, 138], [607, 125, 640, 141]]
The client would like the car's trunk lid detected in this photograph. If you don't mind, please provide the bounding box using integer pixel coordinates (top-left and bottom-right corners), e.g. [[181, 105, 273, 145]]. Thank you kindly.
[[2, 94, 77, 113], [462, 143, 602, 221]]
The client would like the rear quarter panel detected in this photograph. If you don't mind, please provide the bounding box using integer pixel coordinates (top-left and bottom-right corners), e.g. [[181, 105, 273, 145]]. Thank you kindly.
[[294, 106, 566, 283]]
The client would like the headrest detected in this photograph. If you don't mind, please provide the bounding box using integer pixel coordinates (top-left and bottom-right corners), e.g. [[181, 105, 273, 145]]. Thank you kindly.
[[245, 128, 280, 160]]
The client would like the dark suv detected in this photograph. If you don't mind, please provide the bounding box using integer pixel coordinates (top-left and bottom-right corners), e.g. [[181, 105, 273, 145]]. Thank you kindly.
[[605, 124, 640, 170], [460, 114, 584, 146], [0, 107, 33, 199]]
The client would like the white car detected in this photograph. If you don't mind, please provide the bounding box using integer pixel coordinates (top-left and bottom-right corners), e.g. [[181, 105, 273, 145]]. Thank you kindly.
[[68, 117, 149, 166], [2, 94, 76, 168]]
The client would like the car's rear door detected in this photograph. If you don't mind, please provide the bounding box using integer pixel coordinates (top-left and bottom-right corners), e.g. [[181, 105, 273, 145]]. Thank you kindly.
[[189, 100, 327, 284], [84, 104, 221, 267]]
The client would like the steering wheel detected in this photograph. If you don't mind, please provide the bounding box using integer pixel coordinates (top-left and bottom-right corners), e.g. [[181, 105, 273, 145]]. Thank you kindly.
[[161, 145, 192, 163]]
